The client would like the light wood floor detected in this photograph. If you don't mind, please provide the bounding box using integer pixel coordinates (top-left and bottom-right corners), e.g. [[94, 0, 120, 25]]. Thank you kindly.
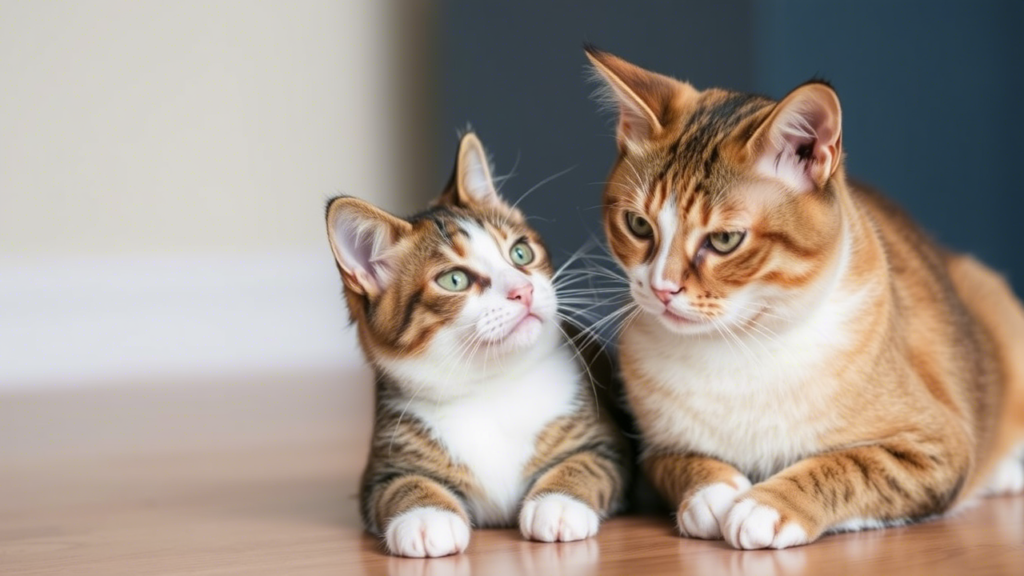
[[2, 375, 1022, 575]]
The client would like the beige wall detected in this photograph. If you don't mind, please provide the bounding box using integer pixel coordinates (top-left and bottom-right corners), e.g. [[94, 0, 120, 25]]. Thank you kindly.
[[0, 1, 436, 387], [0, 0, 411, 256]]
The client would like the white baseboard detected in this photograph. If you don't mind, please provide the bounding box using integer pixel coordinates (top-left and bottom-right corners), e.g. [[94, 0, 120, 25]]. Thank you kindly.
[[0, 249, 364, 388]]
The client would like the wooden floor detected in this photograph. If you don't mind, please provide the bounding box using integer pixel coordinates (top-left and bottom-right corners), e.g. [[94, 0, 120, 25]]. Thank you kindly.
[[2, 375, 1022, 575], [4, 438, 1023, 575]]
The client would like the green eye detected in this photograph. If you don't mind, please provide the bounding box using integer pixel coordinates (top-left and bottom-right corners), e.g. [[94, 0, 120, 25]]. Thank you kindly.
[[510, 242, 534, 266], [708, 231, 745, 254], [626, 212, 654, 238], [436, 269, 471, 292]]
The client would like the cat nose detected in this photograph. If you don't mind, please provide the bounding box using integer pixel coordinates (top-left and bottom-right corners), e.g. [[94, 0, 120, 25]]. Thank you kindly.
[[651, 277, 681, 304], [653, 288, 677, 304], [507, 284, 534, 309], [652, 280, 683, 304]]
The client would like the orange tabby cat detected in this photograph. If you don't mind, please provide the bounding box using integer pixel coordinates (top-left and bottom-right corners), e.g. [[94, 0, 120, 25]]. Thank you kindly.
[[325, 132, 628, 557], [586, 47, 1024, 549]]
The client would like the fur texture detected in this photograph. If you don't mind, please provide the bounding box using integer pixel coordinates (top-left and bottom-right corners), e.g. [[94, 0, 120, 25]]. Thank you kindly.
[[326, 132, 629, 557], [586, 47, 1024, 549]]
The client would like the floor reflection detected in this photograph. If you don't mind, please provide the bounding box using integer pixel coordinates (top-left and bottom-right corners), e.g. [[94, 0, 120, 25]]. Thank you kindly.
[[684, 546, 808, 576], [383, 536, 599, 576], [359, 498, 1024, 576]]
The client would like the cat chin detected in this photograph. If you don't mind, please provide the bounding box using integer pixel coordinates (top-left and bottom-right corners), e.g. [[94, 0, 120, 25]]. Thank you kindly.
[[650, 310, 721, 337], [480, 314, 558, 358], [379, 317, 560, 397], [495, 314, 544, 350]]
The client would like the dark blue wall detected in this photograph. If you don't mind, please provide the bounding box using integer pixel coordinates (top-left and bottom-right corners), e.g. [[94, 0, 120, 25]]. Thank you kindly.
[[754, 1, 1024, 287], [438, 1, 1023, 289], [436, 1, 757, 268]]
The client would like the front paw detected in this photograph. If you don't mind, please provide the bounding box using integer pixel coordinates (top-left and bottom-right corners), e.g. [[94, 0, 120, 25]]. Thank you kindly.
[[677, 475, 751, 539], [519, 493, 600, 542], [722, 498, 810, 550], [385, 507, 470, 557]]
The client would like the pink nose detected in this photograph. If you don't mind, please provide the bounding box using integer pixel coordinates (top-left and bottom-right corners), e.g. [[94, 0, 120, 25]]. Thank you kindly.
[[507, 284, 534, 309], [653, 288, 677, 304]]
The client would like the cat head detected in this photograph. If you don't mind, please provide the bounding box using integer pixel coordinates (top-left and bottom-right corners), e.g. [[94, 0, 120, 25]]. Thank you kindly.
[[326, 133, 559, 395], [587, 47, 847, 336]]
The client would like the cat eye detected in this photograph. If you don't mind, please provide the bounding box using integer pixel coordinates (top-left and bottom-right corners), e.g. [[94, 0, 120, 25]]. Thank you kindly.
[[436, 269, 471, 292], [509, 241, 534, 266], [626, 212, 654, 238], [707, 231, 746, 254]]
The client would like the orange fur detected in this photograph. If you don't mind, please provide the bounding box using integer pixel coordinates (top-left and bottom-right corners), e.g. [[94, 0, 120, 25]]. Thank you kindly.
[[587, 47, 1024, 548]]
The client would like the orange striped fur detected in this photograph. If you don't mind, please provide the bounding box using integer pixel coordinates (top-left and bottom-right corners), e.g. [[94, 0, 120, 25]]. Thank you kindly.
[[587, 47, 1024, 549], [326, 132, 629, 557]]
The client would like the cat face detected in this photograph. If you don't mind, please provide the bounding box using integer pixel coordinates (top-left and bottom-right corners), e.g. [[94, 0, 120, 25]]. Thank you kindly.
[[588, 48, 846, 336], [326, 133, 558, 395]]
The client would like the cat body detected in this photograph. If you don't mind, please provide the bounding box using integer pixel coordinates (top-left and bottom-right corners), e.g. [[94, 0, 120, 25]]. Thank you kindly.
[[371, 327, 589, 528], [326, 133, 628, 557], [586, 47, 1024, 549]]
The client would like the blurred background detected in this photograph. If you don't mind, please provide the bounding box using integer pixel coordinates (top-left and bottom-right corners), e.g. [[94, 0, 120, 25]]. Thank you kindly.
[[2, 1, 1022, 462]]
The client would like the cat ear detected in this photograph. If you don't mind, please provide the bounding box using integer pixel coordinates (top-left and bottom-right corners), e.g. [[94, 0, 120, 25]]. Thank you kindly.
[[325, 196, 412, 296], [585, 46, 692, 150], [749, 82, 843, 193], [437, 132, 501, 208], [457, 132, 501, 205]]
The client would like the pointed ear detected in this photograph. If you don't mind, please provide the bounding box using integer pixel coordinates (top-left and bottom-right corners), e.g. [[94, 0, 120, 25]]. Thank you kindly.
[[437, 132, 502, 208], [749, 82, 843, 192], [325, 196, 412, 296], [585, 46, 693, 151]]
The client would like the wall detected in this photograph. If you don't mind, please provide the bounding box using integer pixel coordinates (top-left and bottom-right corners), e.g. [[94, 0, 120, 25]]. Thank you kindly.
[[754, 0, 1024, 287], [437, 1, 757, 269], [5, 2, 1021, 387], [0, 1, 429, 386], [439, 0, 1023, 296]]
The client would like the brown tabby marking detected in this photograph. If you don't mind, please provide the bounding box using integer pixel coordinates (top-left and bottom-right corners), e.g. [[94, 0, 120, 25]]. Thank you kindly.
[[361, 373, 628, 534], [588, 47, 1024, 548], [326, 132, 629, 556]]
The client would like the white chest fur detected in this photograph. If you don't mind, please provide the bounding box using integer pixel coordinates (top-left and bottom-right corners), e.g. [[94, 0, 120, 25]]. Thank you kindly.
[[402, 347, 581, 526], [623, 286, 870, 481]]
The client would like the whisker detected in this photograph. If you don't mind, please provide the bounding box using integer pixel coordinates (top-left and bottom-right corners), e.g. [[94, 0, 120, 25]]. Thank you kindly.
[[552, 321, 601, 410], [571, 302, 639, 352], [493, 150, 521, 194], [499, 165, 576, 229]]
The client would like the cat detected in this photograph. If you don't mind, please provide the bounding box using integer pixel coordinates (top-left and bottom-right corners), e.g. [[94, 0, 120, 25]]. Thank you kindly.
[[324, 132, 629, 557], [585, 46, 1024, 549]]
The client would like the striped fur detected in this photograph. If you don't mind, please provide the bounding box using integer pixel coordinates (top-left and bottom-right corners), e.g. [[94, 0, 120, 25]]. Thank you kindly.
[[326, 132, 629, 557], [587, 48, 1024, 549]]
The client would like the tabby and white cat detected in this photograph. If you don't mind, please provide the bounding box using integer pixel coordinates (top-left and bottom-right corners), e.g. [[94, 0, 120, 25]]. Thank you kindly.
[[586, 47, 1024, 549], [325, 133, 629, 557]]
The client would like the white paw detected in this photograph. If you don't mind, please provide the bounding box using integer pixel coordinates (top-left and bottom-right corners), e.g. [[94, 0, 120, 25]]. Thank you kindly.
[[723, 499, 809, 550], [677, 476, 751, 539], [385, 507, 470, 558], [519, 493, 600, 543], [983, 457, 1024, 496]]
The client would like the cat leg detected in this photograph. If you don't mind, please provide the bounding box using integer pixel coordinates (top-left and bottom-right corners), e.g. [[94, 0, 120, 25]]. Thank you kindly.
[[981, 447, 1024, 497], [519, 450, 626, 543], [722, 439, 968, 549], [370, 474, 471, 557], [645, 453, 752, 540]]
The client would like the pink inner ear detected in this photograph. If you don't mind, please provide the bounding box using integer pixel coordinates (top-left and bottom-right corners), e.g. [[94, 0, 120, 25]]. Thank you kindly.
[[757, 99, 840, 192], [617, 101, 657, 146], [333, 215, 394, 293], [619, 105, 646, 141]]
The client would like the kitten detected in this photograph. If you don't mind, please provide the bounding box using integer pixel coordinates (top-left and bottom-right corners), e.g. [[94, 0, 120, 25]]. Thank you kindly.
[[586, 47, 1024, 549], [325, 132, 629, 557]]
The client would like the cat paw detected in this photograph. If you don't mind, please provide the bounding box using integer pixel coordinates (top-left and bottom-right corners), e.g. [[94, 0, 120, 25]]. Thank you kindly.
[[519, 493, 600, 542], [677, 476, 752, 539], [982, 457, 1024, 496], [385, 507, 470, 557], [723, 499, 809, 550]]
